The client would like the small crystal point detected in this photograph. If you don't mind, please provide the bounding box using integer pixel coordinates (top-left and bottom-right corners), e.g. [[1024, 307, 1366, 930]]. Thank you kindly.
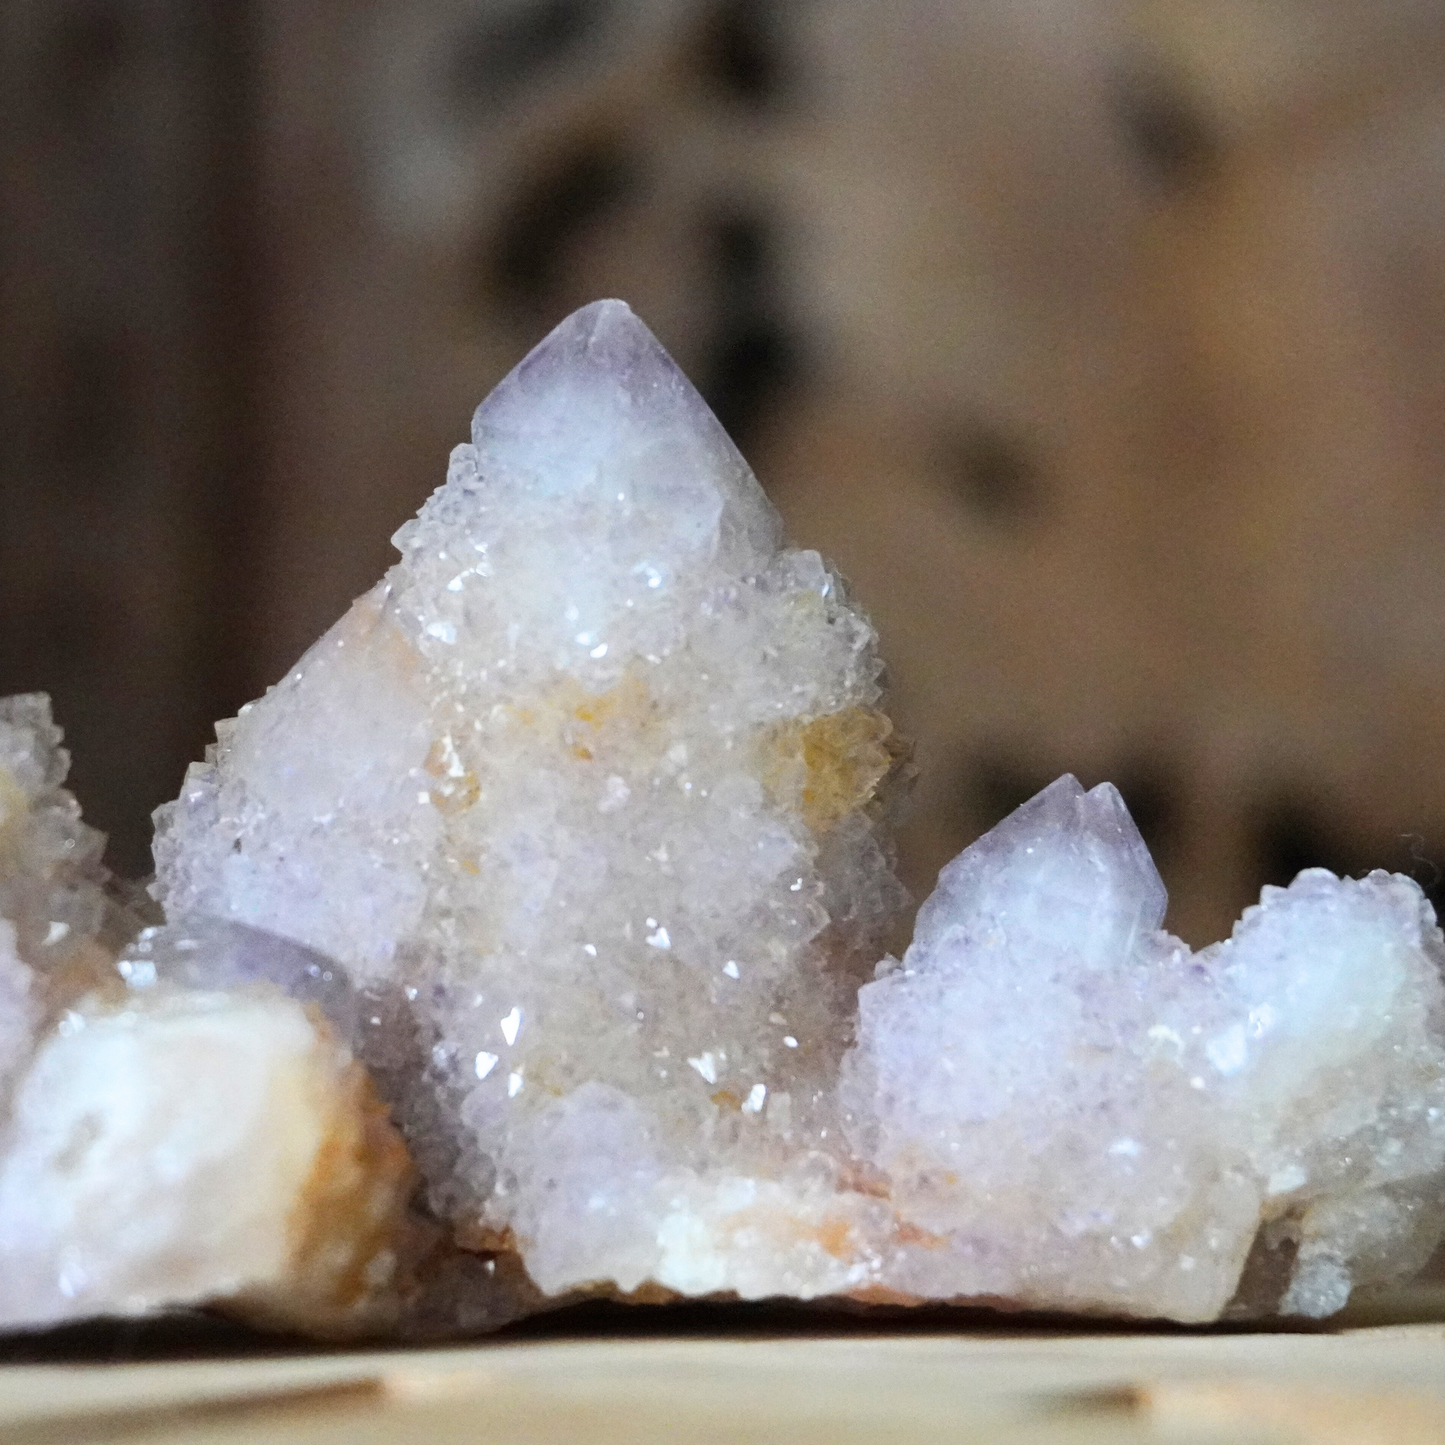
[[918, 774, 1167, 972], [473, 298, 701, 452]]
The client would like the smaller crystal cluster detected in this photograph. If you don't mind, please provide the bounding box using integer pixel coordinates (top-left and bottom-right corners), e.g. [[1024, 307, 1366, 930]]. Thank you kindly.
[[0, 701, 415, 1335], [842, 777, 1445, 1320], [0, 693, 121, 1102]]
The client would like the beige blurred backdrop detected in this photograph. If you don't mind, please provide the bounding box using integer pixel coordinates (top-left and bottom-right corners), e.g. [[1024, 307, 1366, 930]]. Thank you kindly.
[[5, 0, 1445, 945]]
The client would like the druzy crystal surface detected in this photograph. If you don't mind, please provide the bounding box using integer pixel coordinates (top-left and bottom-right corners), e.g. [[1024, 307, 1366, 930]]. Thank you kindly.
[[842, 778, 1445, 1319], [0, 693, 121, 1103], [6, 302, 1441, 1335], [153, 300, 910, 1302]]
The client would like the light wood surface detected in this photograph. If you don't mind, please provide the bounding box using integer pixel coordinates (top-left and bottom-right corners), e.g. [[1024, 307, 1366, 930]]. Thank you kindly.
[[3, 1311, 1445, 1444]]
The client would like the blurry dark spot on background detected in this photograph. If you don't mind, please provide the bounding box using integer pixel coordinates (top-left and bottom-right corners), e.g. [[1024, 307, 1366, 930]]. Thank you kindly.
[[939, 422, 1041, 527], [967, 754, 1056, 837], [698, 208, 800, 446], [695, 0, 789, 107], [451, 0, 607, 111], [1256, 801, 1362, 895], [485, 138, 639, 315], [1111, 64, 1219, 186]]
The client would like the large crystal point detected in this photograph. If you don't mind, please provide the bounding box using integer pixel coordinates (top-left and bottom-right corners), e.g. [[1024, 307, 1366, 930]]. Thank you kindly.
[[153, 301, 909, 1300], [843, 778, 1445, 1321]]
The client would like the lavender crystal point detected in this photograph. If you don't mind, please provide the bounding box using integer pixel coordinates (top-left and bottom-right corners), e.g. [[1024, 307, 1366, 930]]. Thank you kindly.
[[911, 775, 1168, 966], [467, 298, 779, 579]]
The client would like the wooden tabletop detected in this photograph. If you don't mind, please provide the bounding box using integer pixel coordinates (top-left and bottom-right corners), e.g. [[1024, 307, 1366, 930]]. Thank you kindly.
[[3, 1300, 1444, 1445]]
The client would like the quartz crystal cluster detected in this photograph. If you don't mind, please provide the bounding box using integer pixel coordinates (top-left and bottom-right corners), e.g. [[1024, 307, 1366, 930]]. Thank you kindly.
[[0, 699, 414, 1335], [842, 778, 1445, 1320], [152, 299, 910, 1307], [2, 301, 1443, 1335]]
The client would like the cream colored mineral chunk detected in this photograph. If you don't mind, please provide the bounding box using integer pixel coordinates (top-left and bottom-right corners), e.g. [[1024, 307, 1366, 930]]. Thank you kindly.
[[0, 982, 413, 1335], [0, 695, 417, 1337]]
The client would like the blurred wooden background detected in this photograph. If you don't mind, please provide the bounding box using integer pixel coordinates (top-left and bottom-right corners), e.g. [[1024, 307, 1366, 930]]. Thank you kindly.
[[4, 0, 1445, 944]]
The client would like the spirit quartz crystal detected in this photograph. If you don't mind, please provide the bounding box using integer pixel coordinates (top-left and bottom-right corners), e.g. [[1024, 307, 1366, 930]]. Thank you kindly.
[[151, 299, 913, 1307], [1, 302, 1441, 1333]]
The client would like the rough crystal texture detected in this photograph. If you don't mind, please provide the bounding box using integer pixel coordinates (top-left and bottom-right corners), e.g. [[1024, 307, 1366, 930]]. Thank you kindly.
[[0, 973, 414, 1335], [0, 702, 421, 1338], [153, 300, 909, 1299], [143, 302, 1445, 1328], [0, 694, 124, 1036], [0, 695, 116, 1122], [0, 693, 134, 1132], [843, 777, 1445, 1320]]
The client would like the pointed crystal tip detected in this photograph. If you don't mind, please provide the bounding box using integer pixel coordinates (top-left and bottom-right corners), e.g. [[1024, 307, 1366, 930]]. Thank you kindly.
[[471, 298, 696, 454], [509, 299, 650, 380], [917, 771, 1168, 959], [558, 297, 641, 343], [456, 298, 779, 566]]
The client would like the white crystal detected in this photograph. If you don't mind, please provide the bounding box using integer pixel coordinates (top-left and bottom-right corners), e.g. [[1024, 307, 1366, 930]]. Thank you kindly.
[[842, 776, 1445, 1320], [0, 980, 413, 1335], [152, 300, 907, 1299]]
